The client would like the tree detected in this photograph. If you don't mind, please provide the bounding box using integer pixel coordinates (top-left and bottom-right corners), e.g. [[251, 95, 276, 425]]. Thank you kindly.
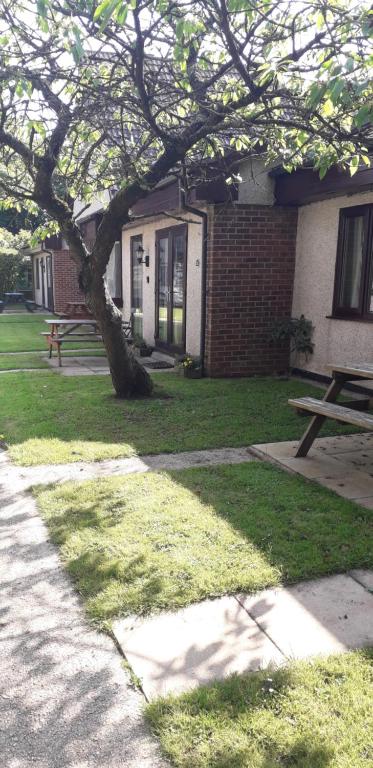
[[0, 0, 371, 396], [0, 229, 31, 296]]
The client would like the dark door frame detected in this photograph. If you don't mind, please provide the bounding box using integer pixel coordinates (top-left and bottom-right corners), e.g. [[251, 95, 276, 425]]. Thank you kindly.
[[40, 257, 46, 307], [46, 254, 54, 311], [155, 224, 187, 353]]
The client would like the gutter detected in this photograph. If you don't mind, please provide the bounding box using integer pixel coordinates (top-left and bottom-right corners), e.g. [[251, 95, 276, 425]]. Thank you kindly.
[[180, 188, 208, 373]]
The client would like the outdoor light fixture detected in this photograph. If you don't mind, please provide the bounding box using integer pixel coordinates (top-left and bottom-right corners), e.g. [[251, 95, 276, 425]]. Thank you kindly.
[[136, 244, 149, 268]]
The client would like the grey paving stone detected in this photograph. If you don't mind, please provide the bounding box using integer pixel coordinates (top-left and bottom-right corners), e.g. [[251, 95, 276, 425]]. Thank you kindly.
[[350, 569, 373, 592], [113, 597, 284, 700], [239, 574, 373, 660]]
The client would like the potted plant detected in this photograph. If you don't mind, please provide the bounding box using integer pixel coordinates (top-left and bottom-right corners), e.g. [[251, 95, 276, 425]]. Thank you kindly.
[[134, 335, 153, 357], [183, 354, 203, 379]]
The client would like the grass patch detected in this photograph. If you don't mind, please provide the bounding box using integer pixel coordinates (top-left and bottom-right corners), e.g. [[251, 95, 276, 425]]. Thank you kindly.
[[35, 463, 373, 621], [0, 312, 105, 353], [0, 313, 53, 351], [146, 649, 373, 768], [1, 372, 360, 466], [0, 352, 49, 370]]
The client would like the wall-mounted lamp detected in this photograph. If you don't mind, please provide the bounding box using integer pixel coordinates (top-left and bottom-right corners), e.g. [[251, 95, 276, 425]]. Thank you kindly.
[[136, 244, 149, 268]]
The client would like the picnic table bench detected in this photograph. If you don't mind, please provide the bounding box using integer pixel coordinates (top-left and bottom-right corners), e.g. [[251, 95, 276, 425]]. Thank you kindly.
[[289, 363, 373, 457], [42, 315, 134, 366], [42, 318, 102, 367]]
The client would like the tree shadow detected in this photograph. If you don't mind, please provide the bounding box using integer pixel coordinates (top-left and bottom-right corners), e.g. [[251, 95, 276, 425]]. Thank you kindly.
[[0, 485, 165, 768]]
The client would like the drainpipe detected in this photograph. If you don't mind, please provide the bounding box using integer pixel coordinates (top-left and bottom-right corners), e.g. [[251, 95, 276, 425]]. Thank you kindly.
[[180, 188, 208, 373]]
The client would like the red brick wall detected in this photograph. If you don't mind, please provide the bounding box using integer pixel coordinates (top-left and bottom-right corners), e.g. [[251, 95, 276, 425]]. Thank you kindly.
[[205, 204, 298, 377], [52, 250, 85, 314]]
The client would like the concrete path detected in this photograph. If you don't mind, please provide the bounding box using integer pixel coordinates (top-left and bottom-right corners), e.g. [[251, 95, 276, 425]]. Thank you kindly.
[[0, 470, 167, 767], [113, 571, 373, 700], [0, 446, 254, 492], [47, 350, 175, 376]]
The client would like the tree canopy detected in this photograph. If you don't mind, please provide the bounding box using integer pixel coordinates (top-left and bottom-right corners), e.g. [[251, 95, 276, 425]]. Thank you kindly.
[[0, 0, 371, 395]]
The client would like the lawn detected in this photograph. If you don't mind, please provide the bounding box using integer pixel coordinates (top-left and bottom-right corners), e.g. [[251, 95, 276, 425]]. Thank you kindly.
[[0, 352, 49, 369], [34, 462, 373, 621], [146, 649, 373, 768], [0, 312, 105, 353], [1, 372, 360, 465], [0, 313, 53, 351]]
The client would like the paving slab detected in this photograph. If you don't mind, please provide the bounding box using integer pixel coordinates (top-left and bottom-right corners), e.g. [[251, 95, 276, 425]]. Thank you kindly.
[[113, 597, 284, 700], [239, 574, 373, 660], [317, 471, 373, 499], [252, 434, 373, 501], [350, 569, 373, 592]]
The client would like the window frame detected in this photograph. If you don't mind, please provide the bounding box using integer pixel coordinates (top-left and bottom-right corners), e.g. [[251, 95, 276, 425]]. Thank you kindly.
[[332, 203, 373, 321]]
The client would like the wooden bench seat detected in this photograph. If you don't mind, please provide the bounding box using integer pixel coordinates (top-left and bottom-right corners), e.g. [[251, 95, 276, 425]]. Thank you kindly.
[[289, 397, 373, 430], [41, 331, 103, 366]]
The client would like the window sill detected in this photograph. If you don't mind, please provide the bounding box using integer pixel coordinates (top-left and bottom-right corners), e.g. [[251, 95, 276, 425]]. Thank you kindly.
[[326, 314, 373, 323]]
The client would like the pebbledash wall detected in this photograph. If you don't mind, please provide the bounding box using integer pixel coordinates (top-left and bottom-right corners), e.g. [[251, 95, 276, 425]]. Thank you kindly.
[[204, 203, 298, 377], [52, 249, 85, 313], [291, 190, 373, 378]]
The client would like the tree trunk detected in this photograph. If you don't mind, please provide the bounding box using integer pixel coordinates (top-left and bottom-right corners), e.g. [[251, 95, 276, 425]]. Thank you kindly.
[[86, 274, 153, 399]]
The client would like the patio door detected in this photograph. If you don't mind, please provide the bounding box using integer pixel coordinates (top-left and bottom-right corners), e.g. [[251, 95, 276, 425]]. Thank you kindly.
[[155, 225, 186, 352]]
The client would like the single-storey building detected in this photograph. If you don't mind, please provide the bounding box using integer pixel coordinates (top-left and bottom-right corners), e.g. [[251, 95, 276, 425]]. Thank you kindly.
[[30, 192, 122, 313], [29, 158, 373, 382], [122, 159, 373, 379]]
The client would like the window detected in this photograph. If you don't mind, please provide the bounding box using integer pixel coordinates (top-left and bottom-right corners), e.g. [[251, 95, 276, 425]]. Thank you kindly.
[[130, 235, 143, 336], [333, 204, 373, 319], [35, 258, 40, 289]]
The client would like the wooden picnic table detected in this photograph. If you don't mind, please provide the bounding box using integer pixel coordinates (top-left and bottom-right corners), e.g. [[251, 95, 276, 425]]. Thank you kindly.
[[61, 301, 93, 318], [289, 363, 373, 457], [42, 318, 101, 367]]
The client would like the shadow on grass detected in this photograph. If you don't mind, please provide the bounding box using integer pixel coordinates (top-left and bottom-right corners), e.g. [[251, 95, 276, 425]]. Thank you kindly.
[[146, 650, 373, 768]]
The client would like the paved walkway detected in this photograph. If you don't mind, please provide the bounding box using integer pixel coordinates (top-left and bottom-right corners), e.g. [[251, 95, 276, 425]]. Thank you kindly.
[[113, 570, 373, 700], [47, 351, 175, 376], [0, 446, 254, 492], [0, 464, 167, 767]]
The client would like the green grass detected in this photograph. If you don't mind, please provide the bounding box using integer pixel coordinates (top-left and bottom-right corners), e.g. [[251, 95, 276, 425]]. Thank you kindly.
[[34, 463, 373, 621], [1, 372, 360, 465], [0, 312, 105, 353], [146, 649, 373, 768], [0, 352, 49, 369], [0, 313, 53, 351]]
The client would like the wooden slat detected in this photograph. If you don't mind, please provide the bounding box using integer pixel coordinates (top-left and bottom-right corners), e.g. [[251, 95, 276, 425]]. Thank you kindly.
[[289, 397, 373, 430], [327, 363, 373, 379]]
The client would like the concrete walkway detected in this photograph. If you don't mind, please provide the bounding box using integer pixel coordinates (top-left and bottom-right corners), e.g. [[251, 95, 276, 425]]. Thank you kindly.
[[0, 466, 167, 767], [113, 570, 373, 700], [47, 350, 175, 376], [0, 446, 254, 492]]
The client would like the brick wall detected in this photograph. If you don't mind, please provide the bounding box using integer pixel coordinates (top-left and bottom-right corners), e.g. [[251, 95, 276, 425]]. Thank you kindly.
[[52, 249, 85, 314], [205, 203, 298, 377]]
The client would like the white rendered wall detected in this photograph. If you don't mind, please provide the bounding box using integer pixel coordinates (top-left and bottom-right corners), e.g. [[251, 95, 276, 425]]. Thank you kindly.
[[291, 190, 373, 378], [122, 212, 203, 355]]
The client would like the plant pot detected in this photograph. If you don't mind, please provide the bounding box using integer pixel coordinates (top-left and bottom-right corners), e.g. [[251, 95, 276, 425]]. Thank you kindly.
[[137, 345, 153, 357], [184, 367, 202, 379]]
